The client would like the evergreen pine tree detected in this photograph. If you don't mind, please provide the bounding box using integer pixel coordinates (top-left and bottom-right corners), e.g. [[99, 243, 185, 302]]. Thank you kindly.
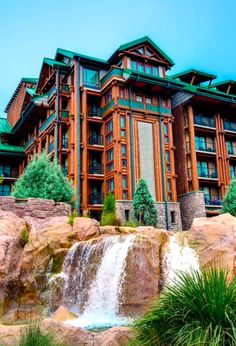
[[102, 193, 116, 214], [222, 179, 236, 216], [12, 153, 74, 203], [133, 179, 158, 227]]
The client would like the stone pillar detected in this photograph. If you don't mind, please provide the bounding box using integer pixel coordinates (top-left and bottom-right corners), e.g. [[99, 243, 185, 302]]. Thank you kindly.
[[179, 191, 206, 230]]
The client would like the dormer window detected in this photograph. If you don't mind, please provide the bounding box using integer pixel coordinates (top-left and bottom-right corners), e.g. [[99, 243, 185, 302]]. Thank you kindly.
[[130, 59, 161, 77], [83, 68, 99, 87], [63, 57, 71, 65]]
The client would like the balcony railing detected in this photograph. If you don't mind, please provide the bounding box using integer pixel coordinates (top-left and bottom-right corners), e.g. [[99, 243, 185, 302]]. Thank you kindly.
[[48, 141, 54, 154], [198, 167, 218, 179], [88, 134, 104, 146], [62, 138, 68, 149], [48, 86, 56, 98], [88, 163, 104, 175], [89, 192, 104, 205], [227, 144, 236, 156], [101, 67, 123, 87], [102, 99, 115, 114], [88, 105, 102, 117], [0, 167, 18, 179], [204, 193, 222, 206], [39, 112, 55, 134], [194, 116, 215, 128], [224, 121, 236, 132], [25, 136, 34, 148], [195, 139, 216, 153]]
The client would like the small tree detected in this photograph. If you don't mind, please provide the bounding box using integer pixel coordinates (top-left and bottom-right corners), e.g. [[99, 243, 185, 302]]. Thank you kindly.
[[222, 179, 236, 216], [101, 193, 120, 226], [12, 153, 74, 203], [133, 179, 158, 227]]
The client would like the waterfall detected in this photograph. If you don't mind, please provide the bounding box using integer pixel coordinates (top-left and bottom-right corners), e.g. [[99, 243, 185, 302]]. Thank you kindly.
[[162, 233, 199, 285], [62, 234, 136, 329]]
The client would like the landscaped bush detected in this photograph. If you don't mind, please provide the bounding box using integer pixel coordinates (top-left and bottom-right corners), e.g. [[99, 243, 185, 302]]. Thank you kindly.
[[19, 322, 65, 346], [133, 179, 158, 227], [131, 267, 236, 346], [100, 194, 120, 226], [124, 219, 139, 227], [12, 153, 74, 203], [222, 179, 236, 216], [100, 212, 121, 226]]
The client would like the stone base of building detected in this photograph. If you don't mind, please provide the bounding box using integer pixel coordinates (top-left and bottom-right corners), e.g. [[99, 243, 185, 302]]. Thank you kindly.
[[0, 197, 71, 219], [179, 191, 206, 230], [116, 200, 182, 231]]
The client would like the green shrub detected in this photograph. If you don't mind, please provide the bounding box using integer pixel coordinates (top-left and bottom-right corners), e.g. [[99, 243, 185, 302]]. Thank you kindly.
[[100, 212, 121, 226], [133, 179, 158, 227], [19, 322, 65, 346], [68, 210, 77, 226], [0, 177, 3, 185], [51, 255, 62, 274], [12, 153, 74, 203], [222, 179, 236, 216], [20, 226, 30, 247], [124, 219, 139, 227], [131, 267, 236, 346], [102, 193, 116, 214]]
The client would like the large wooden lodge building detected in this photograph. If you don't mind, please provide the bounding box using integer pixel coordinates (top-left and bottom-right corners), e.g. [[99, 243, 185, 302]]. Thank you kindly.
[[1, 36, 236, 230]]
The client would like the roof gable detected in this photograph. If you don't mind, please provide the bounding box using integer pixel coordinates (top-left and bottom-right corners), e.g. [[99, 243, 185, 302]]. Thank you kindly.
[[108, 36, 174, 67], [171, 69, 216, 85]]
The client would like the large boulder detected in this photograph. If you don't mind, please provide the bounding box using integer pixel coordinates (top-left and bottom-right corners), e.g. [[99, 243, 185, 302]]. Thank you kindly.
[[188, 213, 236, 280]]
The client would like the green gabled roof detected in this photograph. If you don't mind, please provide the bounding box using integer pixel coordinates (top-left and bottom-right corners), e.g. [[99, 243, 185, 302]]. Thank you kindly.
[[211, 80, 236, 95], [55, 48, 107, 65], [43, 57, 69, 69], [0, 117, 12, 134], [5, 77, 38, 112], [108, 36, 174, 66], [21, 78, 38, 84], [171, 69, 216, 85]]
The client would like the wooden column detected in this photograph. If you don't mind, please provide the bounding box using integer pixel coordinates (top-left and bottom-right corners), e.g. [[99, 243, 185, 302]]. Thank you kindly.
[[187, 105, 199, 191], [168, 119, 177, 202], [73, 60, 79, 204], [81, 89, 88, 209]]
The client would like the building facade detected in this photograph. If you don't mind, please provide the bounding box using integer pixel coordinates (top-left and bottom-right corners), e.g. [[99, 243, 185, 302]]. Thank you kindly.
[[1, 37, 236, 230]]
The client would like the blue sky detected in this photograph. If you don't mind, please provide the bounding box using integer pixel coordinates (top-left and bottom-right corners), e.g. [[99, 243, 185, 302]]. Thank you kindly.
[[0, 0, 235, 116]]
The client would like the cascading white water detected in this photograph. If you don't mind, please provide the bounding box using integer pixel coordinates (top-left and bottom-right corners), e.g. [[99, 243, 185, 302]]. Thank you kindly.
[[162, 233, 199, 285], [63, 234, 136, 329]]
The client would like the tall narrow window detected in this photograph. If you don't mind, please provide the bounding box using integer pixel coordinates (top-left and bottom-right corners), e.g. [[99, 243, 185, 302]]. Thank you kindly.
[[121, 144, 126, 157], [107, 179, 114, 192], [122, 175, 128, 188]]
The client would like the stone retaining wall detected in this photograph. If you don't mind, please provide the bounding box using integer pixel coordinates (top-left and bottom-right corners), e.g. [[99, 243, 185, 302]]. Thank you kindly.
[[0, 197, 71, 219], [116, 200, 182, 230]]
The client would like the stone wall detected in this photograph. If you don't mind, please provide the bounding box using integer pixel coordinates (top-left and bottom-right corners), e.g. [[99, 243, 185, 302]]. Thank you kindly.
[[116, 200, 182, 231], [179, 191, 206, 230], [0, 197, 71, 219]]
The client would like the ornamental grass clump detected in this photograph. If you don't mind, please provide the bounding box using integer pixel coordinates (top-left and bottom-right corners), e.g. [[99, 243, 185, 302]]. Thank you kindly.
[[131, 267, 236, 346]]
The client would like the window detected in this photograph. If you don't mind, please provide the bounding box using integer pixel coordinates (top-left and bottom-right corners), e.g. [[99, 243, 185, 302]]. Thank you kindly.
[[230, 165, 236, 178], [105, 90, 112, 103], [145, 65, 152, 75], [0, 164, 11, 177], [125, 209, 130, 220], [83, 68, 99, 87], [137, 62, 144, 73], [158, 66, 164, 77], [165, 150, 171, 172], [170, 211, 175, 224], [107, 179, 114, 192], [136, 94, 142, 102], [120, 116, 126, 128], [153, 67, 159, 76], [122, 176, 128, 188], [226, 140, 236, 155], [105, 119, 113, 144], [130, 60, 160, 77], [164, 123, 169, 144], [121, 145, 126, 157], [120, 87, 125, 98], [122, 159, 127, 168], [0, 184, 11, 196], [106, 149, 114, 161], [107, 162, 114, 172], [145, 97, 152, 104]]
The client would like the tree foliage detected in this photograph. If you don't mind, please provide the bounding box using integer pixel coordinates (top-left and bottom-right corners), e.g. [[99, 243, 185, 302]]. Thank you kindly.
[[131, 267, 236, 346], [222, 179, 236, 216], [12, 153, 74, 203], [0, 176, 3, 185], [101, 193, 120, 226], [133, 179, 158, 227]]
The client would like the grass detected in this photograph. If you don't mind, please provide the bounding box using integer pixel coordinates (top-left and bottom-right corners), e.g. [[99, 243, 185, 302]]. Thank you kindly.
[[68, 210, 77, 227], [20, 226, 30, 247], [131, 267, 236, 346], [18, 322, 65, 346]]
